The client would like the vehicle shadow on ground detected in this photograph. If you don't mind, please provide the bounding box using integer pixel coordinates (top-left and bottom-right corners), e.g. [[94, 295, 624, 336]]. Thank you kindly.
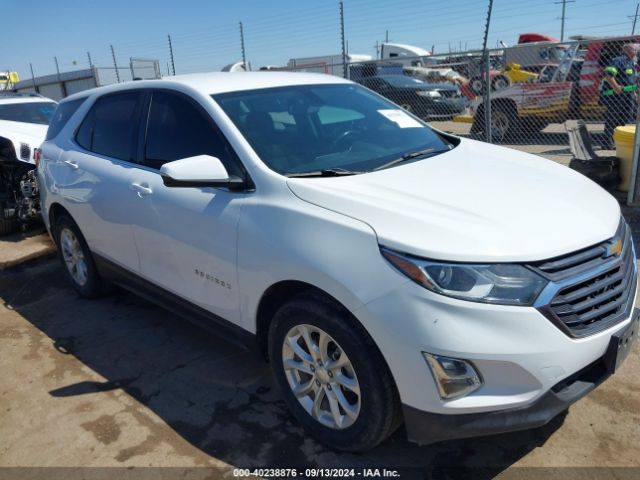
[[1, 260, 567, 477]]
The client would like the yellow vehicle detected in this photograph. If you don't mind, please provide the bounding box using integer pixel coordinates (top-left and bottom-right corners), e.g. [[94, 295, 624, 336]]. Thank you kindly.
[[0, 72, 19, 90], [470, 63, 540, 94], [503, 63, 538, 83]]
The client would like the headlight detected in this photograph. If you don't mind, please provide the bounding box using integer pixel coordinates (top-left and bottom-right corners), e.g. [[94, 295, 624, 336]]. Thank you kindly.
[[381, 247, 548, 305], [416, 90, 441, 98]]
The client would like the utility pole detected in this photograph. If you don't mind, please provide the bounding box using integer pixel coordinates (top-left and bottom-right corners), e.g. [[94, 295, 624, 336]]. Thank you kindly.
[[87, 51, 93, 67], [375, 40, 379, 59], [481, 0, 494, 143], [385, 30, 389, 43], [110, 44, 120, 83], [54, 56, 61, 79], [339, 1, 347, 79], [168, 34, 176, 75], [630, 3, 640, 35], [555, 0, 575, 42], [239, 22, 247, 70]]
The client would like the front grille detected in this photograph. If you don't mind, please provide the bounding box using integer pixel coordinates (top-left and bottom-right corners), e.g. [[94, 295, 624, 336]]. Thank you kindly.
[[19, 143, 30, 161], [531, 219, 637, 338]]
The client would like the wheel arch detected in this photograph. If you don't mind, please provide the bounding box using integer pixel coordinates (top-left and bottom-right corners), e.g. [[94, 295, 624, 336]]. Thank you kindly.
[[47, 202, 75, 236], [256, 280, 327, 359]]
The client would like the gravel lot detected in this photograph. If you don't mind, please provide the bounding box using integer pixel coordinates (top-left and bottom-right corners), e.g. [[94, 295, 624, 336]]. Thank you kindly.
[[0, 137, 639, 479]]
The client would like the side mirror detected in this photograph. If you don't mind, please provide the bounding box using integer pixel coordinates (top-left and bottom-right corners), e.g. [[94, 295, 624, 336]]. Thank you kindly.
[[160, 155, 244, 190]]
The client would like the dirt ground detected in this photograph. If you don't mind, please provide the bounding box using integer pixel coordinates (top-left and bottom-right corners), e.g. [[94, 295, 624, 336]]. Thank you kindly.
[[1, 260, 639, 478]]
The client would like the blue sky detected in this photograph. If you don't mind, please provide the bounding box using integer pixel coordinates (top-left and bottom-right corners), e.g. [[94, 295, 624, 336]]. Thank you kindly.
[[4, 0, 637, 80]]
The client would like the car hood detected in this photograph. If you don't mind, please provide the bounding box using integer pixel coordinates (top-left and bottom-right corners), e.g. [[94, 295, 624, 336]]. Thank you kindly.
[[286, 138, 620, 262], [0, 120, 48, 156]]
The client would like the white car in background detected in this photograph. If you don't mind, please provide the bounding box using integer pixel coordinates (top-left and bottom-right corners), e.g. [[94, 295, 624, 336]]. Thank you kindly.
[[0, 92, 55, 163], [38, 72, 637, 451], [0, 92, 56, 234]]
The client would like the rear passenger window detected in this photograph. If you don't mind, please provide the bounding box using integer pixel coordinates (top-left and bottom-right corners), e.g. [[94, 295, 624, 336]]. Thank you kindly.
[[75, 92, 141, 162], [145, 91, 237, 173], [46, 98, 85, 140]]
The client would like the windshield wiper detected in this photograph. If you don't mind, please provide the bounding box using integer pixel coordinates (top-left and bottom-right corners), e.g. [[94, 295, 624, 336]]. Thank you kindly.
[[286, 168, 364, 178], [374, 146, 452, 171]]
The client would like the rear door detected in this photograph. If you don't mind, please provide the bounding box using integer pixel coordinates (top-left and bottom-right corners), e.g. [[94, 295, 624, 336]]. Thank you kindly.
[[126, 89, 246, 323], [56, 91, 144, 271]]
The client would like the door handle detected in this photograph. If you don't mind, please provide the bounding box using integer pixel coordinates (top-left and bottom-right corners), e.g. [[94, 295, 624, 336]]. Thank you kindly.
[[63, 160, 79, 170], [131, 182, 153, 196]]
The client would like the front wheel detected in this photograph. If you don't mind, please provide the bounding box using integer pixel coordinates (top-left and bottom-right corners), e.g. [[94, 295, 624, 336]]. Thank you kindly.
[[269, 292, 401, 452]]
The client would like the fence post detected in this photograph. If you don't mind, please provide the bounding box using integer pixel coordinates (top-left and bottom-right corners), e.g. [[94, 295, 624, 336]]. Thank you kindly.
[[54, 56, 67, 98], [129, 58, 135, 81], [239, 22, 248, 71], [340, 1, 347, 79], [481, 0, 494, 143], [110, 45, 120, 83], [626, 104, 640, 205], [29, 63, 37, 92], [168, 35, 176, 75]]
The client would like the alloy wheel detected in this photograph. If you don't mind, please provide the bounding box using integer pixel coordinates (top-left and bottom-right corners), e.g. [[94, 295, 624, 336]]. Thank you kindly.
[[282, 324, 361, 429], [60, 227, 88, 286]]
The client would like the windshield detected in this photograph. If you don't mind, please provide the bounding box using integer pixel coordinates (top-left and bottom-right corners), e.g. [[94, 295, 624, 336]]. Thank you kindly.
[[213, 84, 450, 175], [0, 101, 56, 125], [381, 76, 425, 87]]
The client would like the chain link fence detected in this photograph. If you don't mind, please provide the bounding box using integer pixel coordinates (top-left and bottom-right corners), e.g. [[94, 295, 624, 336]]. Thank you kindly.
[[281, 36, 639, 176], [95, 58, 162, 86]]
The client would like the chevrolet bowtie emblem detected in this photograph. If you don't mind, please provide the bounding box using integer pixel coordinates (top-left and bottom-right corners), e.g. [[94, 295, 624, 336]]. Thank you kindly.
[[607, 238, 623, 257]]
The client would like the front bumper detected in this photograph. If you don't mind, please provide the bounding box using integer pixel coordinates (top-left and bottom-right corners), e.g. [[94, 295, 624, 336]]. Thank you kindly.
[[403, 308, 639, 444]]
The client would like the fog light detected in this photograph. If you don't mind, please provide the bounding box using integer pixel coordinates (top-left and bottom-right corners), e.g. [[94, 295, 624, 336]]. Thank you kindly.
[[423, 353, 482, 400]]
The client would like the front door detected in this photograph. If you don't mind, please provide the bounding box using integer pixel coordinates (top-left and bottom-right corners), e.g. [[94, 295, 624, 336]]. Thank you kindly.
[[128, 89, 247, 323]]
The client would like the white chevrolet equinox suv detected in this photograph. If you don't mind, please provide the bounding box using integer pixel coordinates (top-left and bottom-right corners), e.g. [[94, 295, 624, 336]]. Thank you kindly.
[[39, 72, 638, 452]]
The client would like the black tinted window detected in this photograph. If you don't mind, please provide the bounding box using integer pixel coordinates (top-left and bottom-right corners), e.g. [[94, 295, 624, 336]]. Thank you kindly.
[[46, 98, 85, 140], [145, 91, 234, 172], [0, 101, 56, 125], [76, 92, 140, 161]]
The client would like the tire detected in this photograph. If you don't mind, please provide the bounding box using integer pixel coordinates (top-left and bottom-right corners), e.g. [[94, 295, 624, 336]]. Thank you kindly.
[[268, 291, 402, 452], [54, 214, 107, 298], [470, 76, 484, 95], [0, 218, 14, 236], [491, 74, 511, 92], [490, 102, 520, 142]]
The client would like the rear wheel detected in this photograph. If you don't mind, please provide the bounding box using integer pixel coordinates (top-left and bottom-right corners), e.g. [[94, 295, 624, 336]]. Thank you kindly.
[[269, 291, 401, 452], [54, 215, 107, 298]]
